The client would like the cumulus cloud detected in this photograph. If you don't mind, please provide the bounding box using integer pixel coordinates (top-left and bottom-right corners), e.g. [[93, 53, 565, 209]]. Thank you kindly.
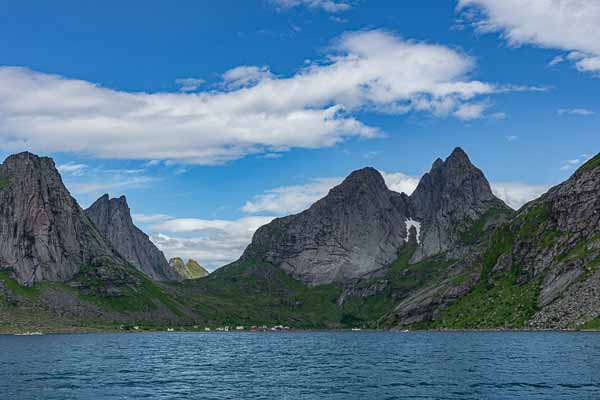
[[242, 177, 342, 215], [453, 102, 489, 120], [491, 181, 549, 209], [0, 30, 515, 165], [221, 65, 274, 89], [147, 216, 274, 269], [271, 0, 351, 13], [175, 78, 205, 92], [457, 0, 600, 74], [57, 162, 88, 176], [380, 172, 420, 195]]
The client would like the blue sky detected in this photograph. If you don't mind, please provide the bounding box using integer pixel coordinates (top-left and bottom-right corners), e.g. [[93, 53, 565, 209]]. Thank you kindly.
[[1, 0, 599, 268]]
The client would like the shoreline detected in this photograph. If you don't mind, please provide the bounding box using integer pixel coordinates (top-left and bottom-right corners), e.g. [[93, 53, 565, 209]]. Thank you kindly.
[[2, 326, 599, 335]]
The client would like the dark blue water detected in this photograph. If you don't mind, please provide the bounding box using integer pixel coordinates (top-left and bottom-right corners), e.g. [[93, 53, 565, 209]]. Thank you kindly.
[[1, 332, 599, 399]]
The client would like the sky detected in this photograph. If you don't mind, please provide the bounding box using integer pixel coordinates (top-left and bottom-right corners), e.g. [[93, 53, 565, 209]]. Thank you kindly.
[[1, 0, 599, 270]]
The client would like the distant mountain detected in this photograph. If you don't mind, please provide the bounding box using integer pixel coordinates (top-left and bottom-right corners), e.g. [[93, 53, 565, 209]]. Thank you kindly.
[[0, 152, 123, 286], [168, 257, 209, 280], [85, 195, 179, 281]]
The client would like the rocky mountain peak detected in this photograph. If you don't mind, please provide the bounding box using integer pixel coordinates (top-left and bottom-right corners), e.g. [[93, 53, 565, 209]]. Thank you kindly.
[[241, 166, 411, 285], [0, 152, 120, 286], [408, 147, 507, 261], [85, 194, 179, 281]]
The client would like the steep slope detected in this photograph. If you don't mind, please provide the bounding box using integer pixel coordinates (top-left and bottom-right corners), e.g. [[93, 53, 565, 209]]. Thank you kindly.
[[0, 152, 121, 286], [169, 258, 209, 280], [387, 153, 600, 329], [242, 167, 412, 285], [85, 195, 179, 281], [408, 147, 511, 262]]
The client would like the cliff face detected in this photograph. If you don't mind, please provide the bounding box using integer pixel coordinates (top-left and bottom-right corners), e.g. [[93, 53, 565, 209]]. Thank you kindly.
[[0, 152, 119, 286], [385, 154, 600, 329], [85, 195, 179, 281], [408, 147, 510, 262], [241, 148, 508, 286], [242, 167, 412, 285]]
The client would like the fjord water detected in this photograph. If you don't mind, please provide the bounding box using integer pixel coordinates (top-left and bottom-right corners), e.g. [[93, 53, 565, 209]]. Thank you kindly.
[[1, 332, 599, 399]]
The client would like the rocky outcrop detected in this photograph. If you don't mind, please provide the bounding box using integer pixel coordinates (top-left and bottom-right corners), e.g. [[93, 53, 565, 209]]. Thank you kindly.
[[408, 147, 510, 262], [85, 195, 179, 281], [169, 257, 209, 280], [242, 167, 412, 285], [0, 152, 122, 286]]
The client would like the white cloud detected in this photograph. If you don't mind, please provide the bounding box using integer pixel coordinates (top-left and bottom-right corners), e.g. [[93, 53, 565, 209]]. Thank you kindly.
[[381, 171, 420, 195], [57, 162, 88, 176], [132, 213, 173, 223], [491, 181, 549, 209], [0, 30, 515, 165], [458, 0, 600, 74], [453, 102, 489, 120], [505, 135, 518, 141], [148, 216, 274, 269], [557, 108, 595, 116], [175, 78, 205, 92], [271, 0, 351, 13], [221, 65, 274, 89], [242, 177, 341, 215]]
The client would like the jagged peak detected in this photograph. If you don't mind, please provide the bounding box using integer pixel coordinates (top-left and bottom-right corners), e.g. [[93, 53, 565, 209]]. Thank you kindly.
[[448, 146, 469, 162], [336, 167, 387, 190], [2, 151, 56, 171]]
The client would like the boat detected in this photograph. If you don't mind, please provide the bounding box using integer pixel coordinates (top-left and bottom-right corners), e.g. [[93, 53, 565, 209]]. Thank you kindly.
[[14, 332, 44, 336]]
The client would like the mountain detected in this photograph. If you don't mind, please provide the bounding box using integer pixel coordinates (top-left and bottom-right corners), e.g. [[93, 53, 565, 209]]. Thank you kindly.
[[0, 152, 122, 286], [241, 167, 412, 285], [168, 257, 209, 280], [383, 154, 600, 329], [408, 147, 511, 262], [241, 148, 509, 286], [85, 195, 179, 281], [3, 148, 600, 333]]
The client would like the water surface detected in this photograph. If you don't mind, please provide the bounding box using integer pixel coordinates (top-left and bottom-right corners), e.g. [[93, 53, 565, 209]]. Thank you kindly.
[[1, 331, 599, 399]]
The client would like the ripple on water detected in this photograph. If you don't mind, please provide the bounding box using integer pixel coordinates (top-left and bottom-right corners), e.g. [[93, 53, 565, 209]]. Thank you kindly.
[[1, 332, 600, 399]]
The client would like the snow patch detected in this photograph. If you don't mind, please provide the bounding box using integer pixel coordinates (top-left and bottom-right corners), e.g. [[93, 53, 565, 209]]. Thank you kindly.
[[404, 218, 421, 244]]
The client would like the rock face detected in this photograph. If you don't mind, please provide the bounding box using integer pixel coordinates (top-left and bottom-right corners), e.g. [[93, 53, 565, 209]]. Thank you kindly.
[[408, 147, 509, 262], [242, 167, 411, 285], [513, 155, 600, 328], [0, 152, 120, 286], [241, 148, 508, 286], [168, 257, 209, 280], [85, 195, 178, 281]]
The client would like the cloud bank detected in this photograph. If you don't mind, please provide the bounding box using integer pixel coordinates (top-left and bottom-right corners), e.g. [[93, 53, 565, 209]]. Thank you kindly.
[[0, 30, 508, 165]]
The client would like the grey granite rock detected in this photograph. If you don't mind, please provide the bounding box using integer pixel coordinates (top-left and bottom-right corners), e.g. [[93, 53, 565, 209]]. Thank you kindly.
[[0, 152, 121, 286], [85, 195, 179, 281], [242, 167, 411, 285], [408, 147, 507, 262]]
